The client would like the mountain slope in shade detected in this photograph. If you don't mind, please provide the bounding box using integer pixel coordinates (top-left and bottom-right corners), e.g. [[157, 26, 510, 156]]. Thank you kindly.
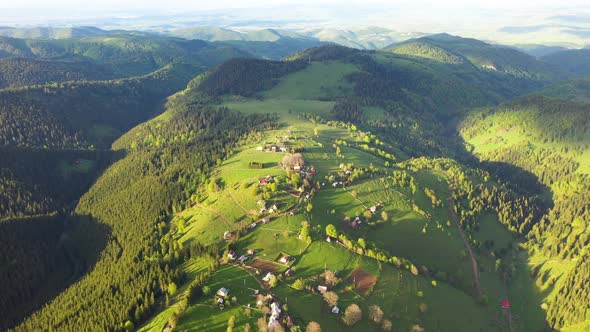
[[0, 57, 115, 88], [541, 49, 590, 76]]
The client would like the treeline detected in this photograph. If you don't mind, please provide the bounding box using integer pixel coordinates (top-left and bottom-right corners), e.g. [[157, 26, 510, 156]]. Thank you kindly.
[[402, 157, 543, 236], [331, 97, 365, 123], [193, 57, 307, 97], [0, 63, 200, 149], [460, 95, 590, 145], [193, 45, 364, 98], [13, 95, 278, 331]]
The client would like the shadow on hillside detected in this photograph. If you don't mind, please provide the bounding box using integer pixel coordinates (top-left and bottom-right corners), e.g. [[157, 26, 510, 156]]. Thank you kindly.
[[0, 214, 111, 330], [0, 147, 127, 214], [445, 116, 553, 331]]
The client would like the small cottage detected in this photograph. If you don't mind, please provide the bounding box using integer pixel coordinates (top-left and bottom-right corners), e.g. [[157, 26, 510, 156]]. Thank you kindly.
[[238, 255, 249, 263], [217, 287, 229, 297], [279, 255, 291, 264]]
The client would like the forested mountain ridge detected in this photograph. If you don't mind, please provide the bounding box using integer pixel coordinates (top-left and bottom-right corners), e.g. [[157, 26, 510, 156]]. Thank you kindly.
[[0, 57, 115, 88], [0, 32, 262, 330], [0, 34, 250, 77], [0, 63, 201, 149], [11, 77, 279, 332], [386, 33, 565, 82]]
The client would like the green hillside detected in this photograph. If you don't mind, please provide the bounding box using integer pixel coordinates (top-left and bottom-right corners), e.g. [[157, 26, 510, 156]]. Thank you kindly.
[[2, 38, 588, 332], [127, 47, 558, 332], [458, 86, 590, 331]]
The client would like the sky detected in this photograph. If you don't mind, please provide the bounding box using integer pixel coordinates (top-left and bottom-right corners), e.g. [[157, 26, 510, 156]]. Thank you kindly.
[[1, 0, 590, 45]]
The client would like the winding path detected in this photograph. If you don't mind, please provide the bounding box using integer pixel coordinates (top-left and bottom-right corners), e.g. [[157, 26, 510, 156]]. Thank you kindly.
[[194, 203, 233, 227], [447, 178, 483, 296]]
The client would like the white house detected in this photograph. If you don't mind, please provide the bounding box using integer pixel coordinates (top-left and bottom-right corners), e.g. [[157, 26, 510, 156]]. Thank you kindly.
[[238, 255, 249, 263], [263, 272, 274, 282], [279, 255, 291, 264], [217, 288, 229, 297], [332, 306, 340, 314]]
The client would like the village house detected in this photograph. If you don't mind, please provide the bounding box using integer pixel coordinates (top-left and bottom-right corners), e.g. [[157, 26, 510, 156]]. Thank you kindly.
[[247, 249, 256, 255], [223, 231, 233, 240], [279, 255, 291, 264], [268, 301, 283, 329], [228, 250, 237, 260], [332, 306, 340, 314], [217, 287, 229, 297], [238, 255, 249, 263], [317, 285, 328, 294]]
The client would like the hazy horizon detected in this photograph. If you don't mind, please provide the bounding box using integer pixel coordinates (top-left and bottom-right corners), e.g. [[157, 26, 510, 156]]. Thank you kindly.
[[1, 0, 590, 47]]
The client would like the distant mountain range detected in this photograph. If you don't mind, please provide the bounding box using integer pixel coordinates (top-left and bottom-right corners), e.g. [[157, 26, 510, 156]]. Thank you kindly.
[[163, 26, 427, 50], [0, 25, 587, 61], [0, 26, 126, 39]]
